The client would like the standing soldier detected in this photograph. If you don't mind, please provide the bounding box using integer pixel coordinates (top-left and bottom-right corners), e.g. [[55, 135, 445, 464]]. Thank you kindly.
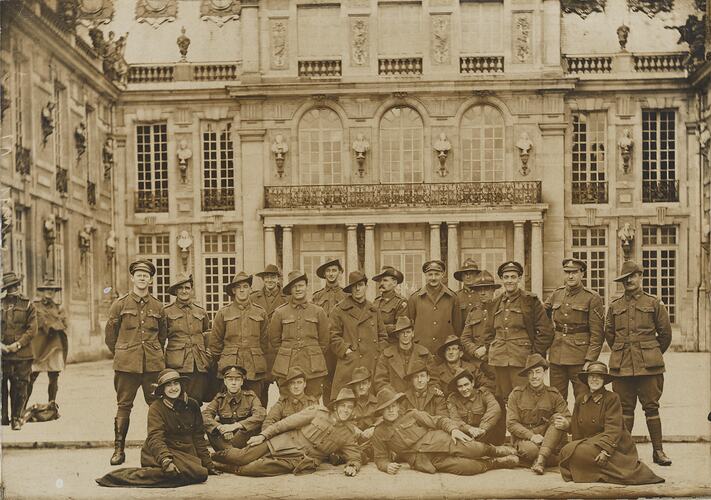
[[28, 280, 68, 405], [163, 274, 211, 402], [209, 272, 268, 404], [105, 259, 168, 465], [485, 261, 553, 406], [251, 264, 287, 407], [1, 271, 37, 430], [372, 266, 408, 335], [329, 271, 387, 399], [606, 260, 673, 466], [453, 258, 482, 321], [407, 260, 462, 354], [312, 259, 346, 404], [460, 270, 501, 368], [544, 258, 604, 401], [269, 271, 330, 399]]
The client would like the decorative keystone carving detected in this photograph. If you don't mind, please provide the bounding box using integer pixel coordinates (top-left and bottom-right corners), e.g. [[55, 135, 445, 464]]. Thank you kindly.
[[271, 134, 289, 177], [433, 133, 451, 177], [135, 0, 177, 28], [200, 0, 241, 27], [516, 132, 533, 176], [352, 134, 370, 177]]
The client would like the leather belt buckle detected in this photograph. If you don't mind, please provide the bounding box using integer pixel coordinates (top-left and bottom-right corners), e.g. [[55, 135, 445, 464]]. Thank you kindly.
[[562, 324, 569, 334]]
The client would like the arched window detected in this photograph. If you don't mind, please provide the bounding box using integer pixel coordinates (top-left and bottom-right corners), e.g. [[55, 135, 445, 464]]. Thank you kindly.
[[461, 105, 505, 181], [298, 108, 343, 185], [380, 107, 424, 183]]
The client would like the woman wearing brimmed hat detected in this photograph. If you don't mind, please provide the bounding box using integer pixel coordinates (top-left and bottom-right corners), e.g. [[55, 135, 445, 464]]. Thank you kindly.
[[96, 369, 217, 488], [559, 361, 664, 485]]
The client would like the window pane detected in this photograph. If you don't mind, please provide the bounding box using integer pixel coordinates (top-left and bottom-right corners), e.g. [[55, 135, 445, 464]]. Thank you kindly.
[[380, 107, 423, 183], [461, 106, 504, 182], [571, 226, 607, 301], [299, 109, 343, 185]]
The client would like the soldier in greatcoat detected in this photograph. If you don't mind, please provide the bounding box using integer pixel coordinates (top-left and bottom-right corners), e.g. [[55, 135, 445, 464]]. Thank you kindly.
[[104, 259, 168, 465], [605, 260, 673, 466], [372, 266, 408, 335]]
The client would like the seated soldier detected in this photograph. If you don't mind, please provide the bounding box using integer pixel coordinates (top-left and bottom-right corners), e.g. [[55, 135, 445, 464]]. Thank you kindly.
[[446, 369, 503, 445], [211, 388, 361, 477], [202, 365, 266, 451], [431, 335, 495, 396], [507, 354, 571, 475], [263, 367, 318, 429], [400, 362, 448, 417], [371, 387, 519, 476], [373, 316, 434, 393], [344, 366, 380, 464]]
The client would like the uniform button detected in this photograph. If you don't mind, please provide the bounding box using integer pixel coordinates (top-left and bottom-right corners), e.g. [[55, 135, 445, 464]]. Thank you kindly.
[[433, 321, 437, 325], [433, 306, 437, 310]]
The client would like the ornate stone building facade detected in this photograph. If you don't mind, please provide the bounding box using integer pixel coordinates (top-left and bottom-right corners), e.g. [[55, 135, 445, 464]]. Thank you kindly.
[[2, 0, 709, 357]]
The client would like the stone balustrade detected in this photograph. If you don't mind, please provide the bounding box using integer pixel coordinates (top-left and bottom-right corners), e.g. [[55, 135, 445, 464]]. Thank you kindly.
[[192, 63, 239, 81], [564, 55, 613, 74], [460, 56, 505, 74], [298, 59, 342, 78], [633, 53, 686, 72], [378, 57, 423, 76], [127, 65, 175, 83], [564, 52, 687, 76]]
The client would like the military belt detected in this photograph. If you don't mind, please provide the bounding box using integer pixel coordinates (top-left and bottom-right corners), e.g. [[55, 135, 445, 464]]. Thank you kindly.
[[554, 324, 588, 334]]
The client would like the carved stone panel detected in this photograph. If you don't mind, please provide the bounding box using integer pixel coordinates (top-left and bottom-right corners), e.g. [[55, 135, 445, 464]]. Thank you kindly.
[[627, 0, 673, 18], [431, 14, 450, 65], [77, 0, 114, 24], [200, 0, 241, 27], [135, 0, 177, 28], [512, 12, 533, 64], [350, 16, 369, 67], [561, 0, 606, 18], [270, 18, 289, 70]]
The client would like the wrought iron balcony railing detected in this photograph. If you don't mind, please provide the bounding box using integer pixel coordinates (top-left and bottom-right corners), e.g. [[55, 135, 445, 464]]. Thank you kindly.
[[201, 187, 235, 211], [135, 190, 169, 213], [264, 182, 542, 209], [572, 181, 608, 204], [87, 181, 97, 206], [642, 179, 679, 203], [15, 144, 31, 175], [56, 166, 68, 194]]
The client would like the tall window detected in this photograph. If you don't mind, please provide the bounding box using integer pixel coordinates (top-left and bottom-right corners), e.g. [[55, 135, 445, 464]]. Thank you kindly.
[[642, 225, 677, 322], [380, 225, 426, 297], [460, 1, 503, 54], [136, 123, 169, 212], [299, 109, 343, 185], [12, 207, 27, 292], [460, 223, 507, 279], [461, 105, 504, 182], [138, 234, 171, 304], [202, 121, 235, 211], [380, 107, 423, 183], [572, 112, 607, 204], [642, 110, 678, 202], [571, 227, 608, 301], [203, 233, 237, 320]]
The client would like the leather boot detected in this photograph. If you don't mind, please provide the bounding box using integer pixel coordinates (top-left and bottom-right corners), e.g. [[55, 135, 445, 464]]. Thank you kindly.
[[487, 455, 519, 470], [493, 445, 518, 457], [110, 417, 130, 465], [647, 417, 672, 466]]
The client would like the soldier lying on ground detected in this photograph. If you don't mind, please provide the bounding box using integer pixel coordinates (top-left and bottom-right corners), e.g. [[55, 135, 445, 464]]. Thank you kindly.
[[211, 388, 361, 477]]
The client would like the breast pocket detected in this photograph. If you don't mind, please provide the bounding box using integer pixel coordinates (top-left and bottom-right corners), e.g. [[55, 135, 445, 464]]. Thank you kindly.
[[570, 304, 589, 323], [613, 305, 629, 332], [635, 304, 656, 331], [119, 310, 138, 330]]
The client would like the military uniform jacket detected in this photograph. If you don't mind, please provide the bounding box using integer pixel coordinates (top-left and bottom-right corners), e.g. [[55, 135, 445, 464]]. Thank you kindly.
[[401, 386, 448, 417], [506, 384, 570, 441], [430, 360, 496, 396], [260, 406, 361, 470], [330, 297, 387, 395], [407, 285, 463, 353], [485, 289, 553, 368], [446, 388, 501, 432], [1, 294, 37, 360], [268, 299, 330, 380], [31, 299, 69, 370], [209, 300, 268, 380], [164, 301, 210, 373], [373, 344, 435, 393], [312, 284, 347, 316], [544, 284, 604, 365], [604, 290, 672, 377], [460, 302, 494, 361], [456, 287, 482, 325], [104, 292, 167, 373], [372, 409, 459, 473], [373, 290, 408, 334], [202, 389, 266, 434], [352, 393, 380, 430], [250, 288, 287, 320], [263, 393, 319, 429]]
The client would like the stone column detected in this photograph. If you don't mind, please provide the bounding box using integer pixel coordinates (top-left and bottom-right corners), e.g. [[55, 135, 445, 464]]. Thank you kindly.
[[346, 224, 358, 275], [239, 129, 266, 274], [514, 220, 526, 267], [542, 0, 561, 67], [447, 222, 459, 288], [264, 225, 277, 267], [429, 223, 441, 261], [241, 0, 261, 82], [282, 225, 293, 277], [531, 220, 543, 297], [364, 223, 376, 300]]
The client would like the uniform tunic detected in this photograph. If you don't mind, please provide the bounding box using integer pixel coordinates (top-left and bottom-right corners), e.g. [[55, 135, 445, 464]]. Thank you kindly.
[[407, 285, 463, 354], [263, 393, 318, 429], [2, 294, 37, 361], [373, 344, 435, 393], [401, 386, 448, 417], [507, 384, 570, 442], [456, 287, 481, 325], [373, 290, 408, 335], [430, 360, 496, 396], [312, 284, 346, 316], [31, 299, 68, 372], [460, 302, 495, 361], [559, 389, 664, 485], [446, 388, 501, 435], [250, 287, 287, 381], [202, 389, 266, 450], [352, 393, 379, 430], [164, 301, 210, 374]]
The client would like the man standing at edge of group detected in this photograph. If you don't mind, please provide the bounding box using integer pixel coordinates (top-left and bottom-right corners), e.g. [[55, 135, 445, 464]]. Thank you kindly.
[[605, 260, 673, 466], [407, 260, 462, 354], [454, 258, 482, 320], [372, 266, 408, 335], [544, 258, 605, 401], [312, 258, 346, 405], [105, 259, 168, 466]]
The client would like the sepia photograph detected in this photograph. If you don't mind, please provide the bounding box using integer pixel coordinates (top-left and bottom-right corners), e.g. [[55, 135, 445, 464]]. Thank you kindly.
[[1, 0, 710, 497]]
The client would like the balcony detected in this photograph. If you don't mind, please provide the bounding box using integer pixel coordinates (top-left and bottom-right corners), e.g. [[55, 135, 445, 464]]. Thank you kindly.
[[127, 65, 175, 84], [264, 182, 542, 209], [572, 181, 608, 204], [378, 57, 423, 76], [460, 56, 504, 74], [135, 190, 169, 213], [298, 59, 342, 78], [643, 179, 679, 203], [192, 63, 239, 81], [201, 187, 235, 211], [127, 62, 240, 84], [15, 144, 31, 176], [56, 166, 68, 194], [87, 181, 97, 206], [633, 53, 685, 72], [564, 56, 613, 74]]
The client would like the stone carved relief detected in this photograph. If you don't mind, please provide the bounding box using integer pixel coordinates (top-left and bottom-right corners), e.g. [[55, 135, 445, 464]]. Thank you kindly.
[[617, 24, 630, 50], [200, 0, 241, 27], [618, 222, 635, 260], [516, 132, 533, 176], [135, 0, 177, 28], [561, 0, 606, 18], [88, 28, 128, 84], [431, 15, 450, 65], [627, 0, 673, 18], [77, 0, 114, 24], [270, 19, 288, 70], [513, 13, 532, 64], [177, 27, 191, 62], [351, 17, 369, 66]]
